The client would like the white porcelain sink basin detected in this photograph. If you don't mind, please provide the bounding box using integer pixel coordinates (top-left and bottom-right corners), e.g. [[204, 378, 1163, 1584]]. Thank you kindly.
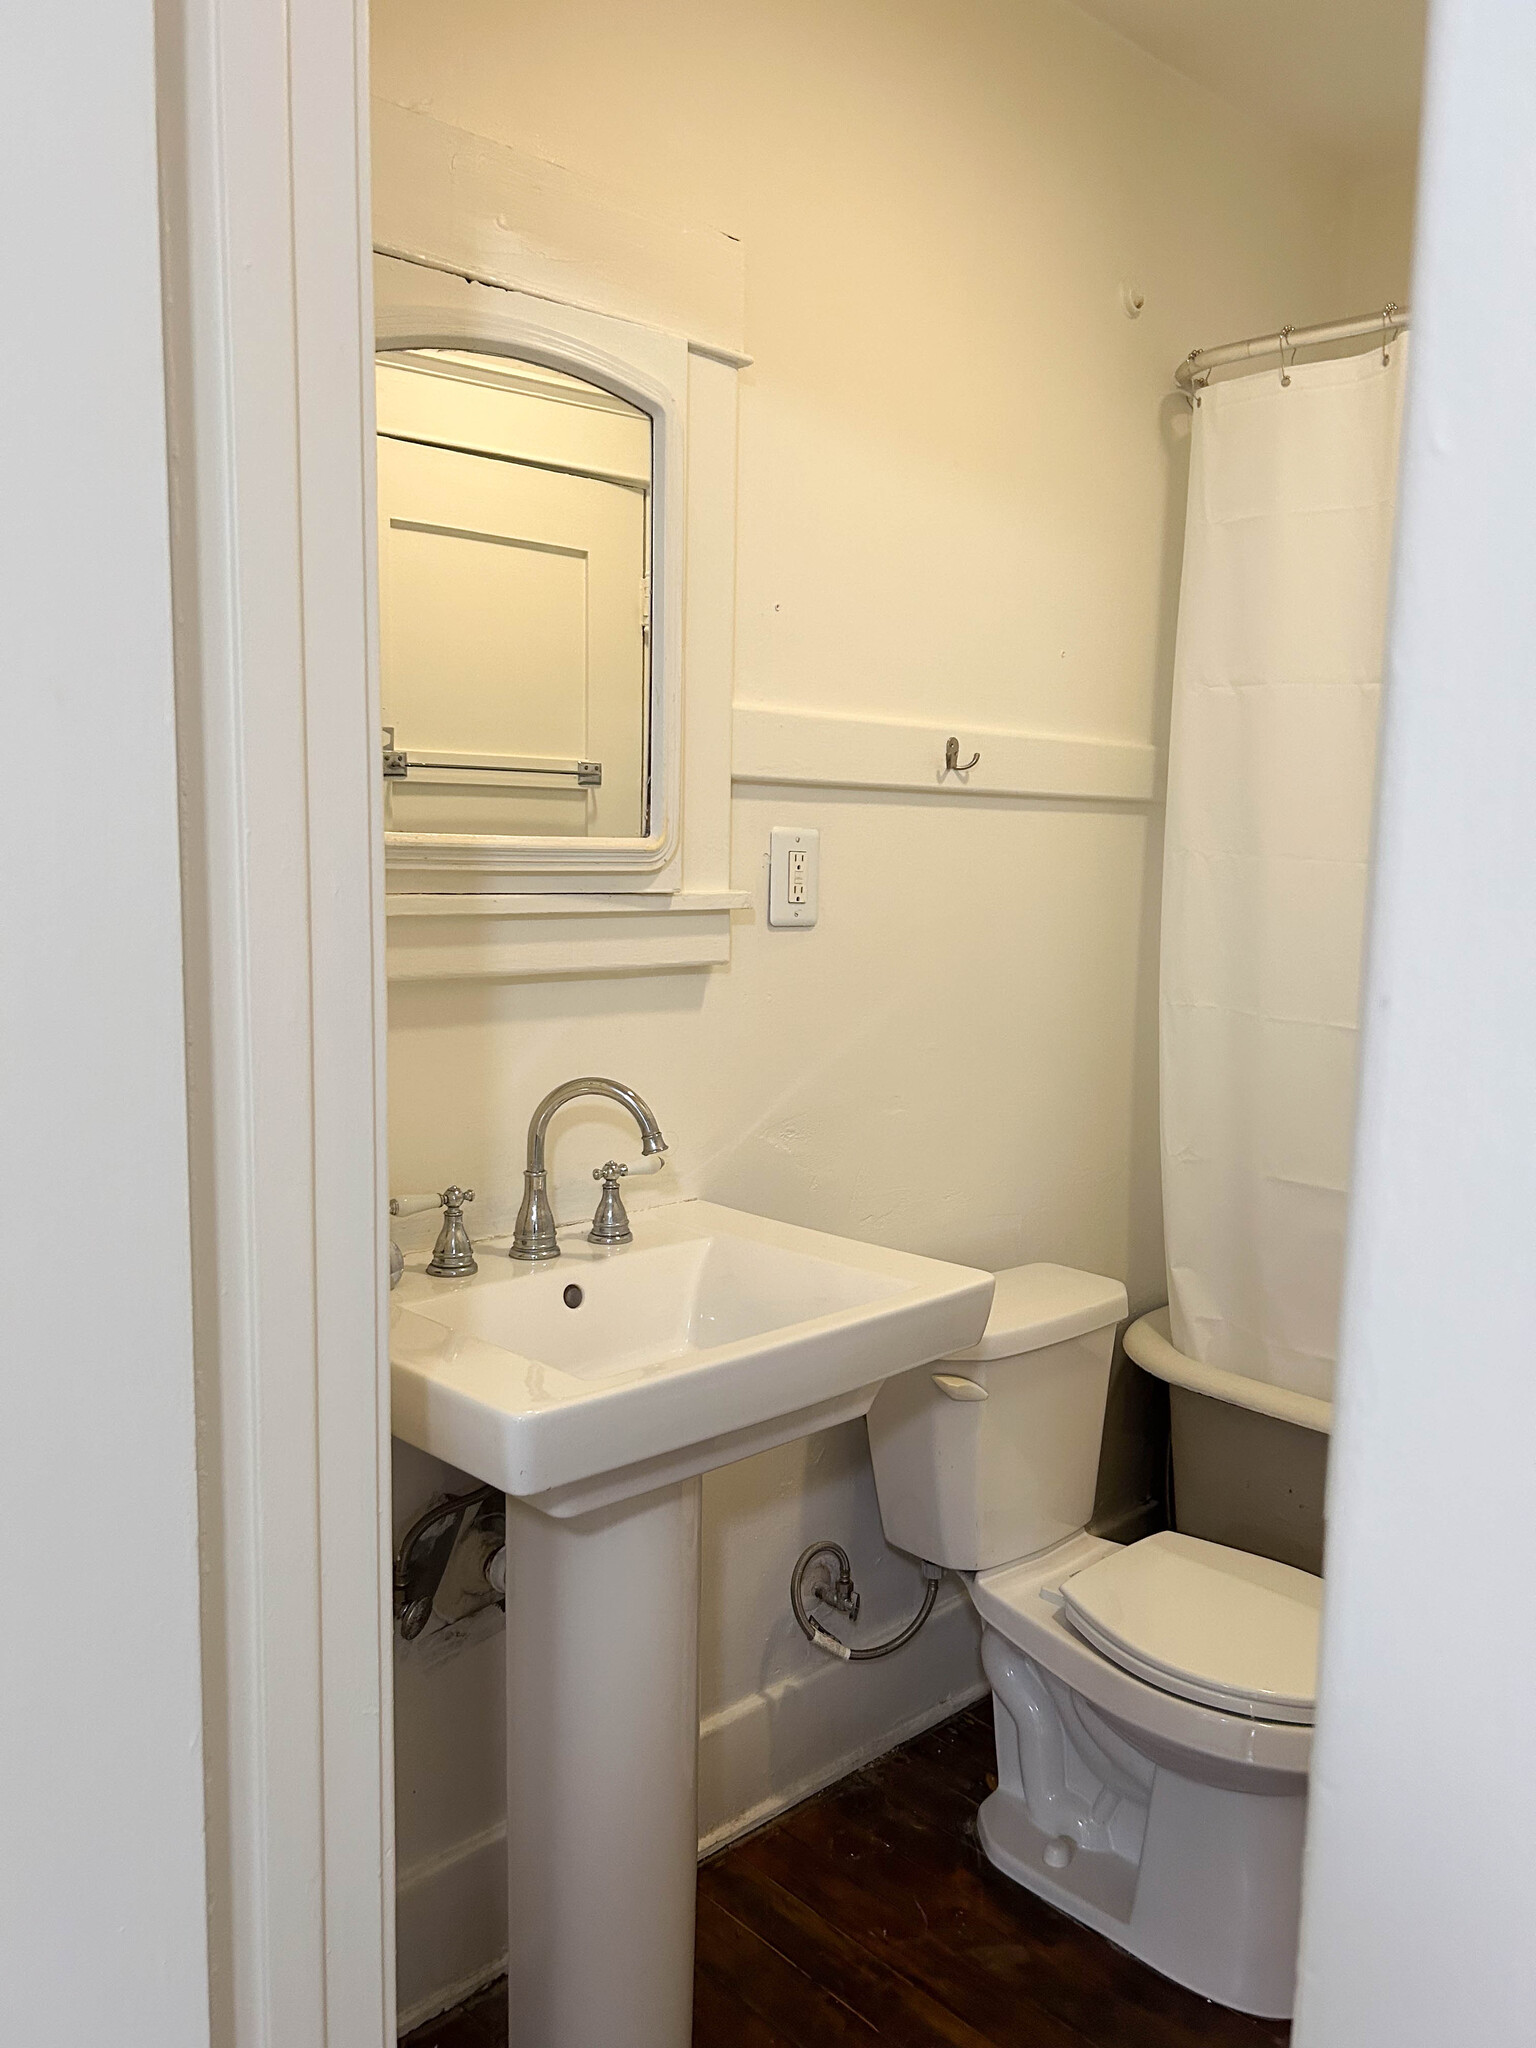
[[392, 1195, 992, 2047], [391, 1198, 993, 1516]]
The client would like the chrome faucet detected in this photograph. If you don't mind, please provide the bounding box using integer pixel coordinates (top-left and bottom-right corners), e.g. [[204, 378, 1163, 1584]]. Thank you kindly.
[[510, 1077, 667, 1261]]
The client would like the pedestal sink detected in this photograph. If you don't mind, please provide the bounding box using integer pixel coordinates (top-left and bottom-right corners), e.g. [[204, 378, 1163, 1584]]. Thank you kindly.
[[391, 1198, 992, 2047]]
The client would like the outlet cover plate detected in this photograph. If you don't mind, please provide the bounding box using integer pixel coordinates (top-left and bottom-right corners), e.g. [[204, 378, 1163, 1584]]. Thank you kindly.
[[768, 826, 819, 927]]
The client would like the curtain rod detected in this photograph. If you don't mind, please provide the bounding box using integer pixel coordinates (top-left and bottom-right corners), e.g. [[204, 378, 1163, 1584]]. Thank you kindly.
[[1175, 303, 1409, 391]]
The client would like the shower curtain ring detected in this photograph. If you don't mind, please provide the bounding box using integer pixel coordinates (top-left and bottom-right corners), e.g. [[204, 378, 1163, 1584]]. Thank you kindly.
[[1279, 325, 1294, 388], [1381, 302, 1399, 366]]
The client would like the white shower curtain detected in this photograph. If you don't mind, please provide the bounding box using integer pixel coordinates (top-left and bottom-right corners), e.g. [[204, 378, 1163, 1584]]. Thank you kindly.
[[1161, 344, 1407, 1403]]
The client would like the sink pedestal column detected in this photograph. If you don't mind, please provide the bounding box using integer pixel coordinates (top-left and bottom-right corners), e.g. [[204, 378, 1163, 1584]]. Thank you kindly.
[[504, 1477, 702, 2048]]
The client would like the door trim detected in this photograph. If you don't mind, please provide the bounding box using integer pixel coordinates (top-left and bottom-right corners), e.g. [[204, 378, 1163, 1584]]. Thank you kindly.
[[157, 0, 393, 2040]]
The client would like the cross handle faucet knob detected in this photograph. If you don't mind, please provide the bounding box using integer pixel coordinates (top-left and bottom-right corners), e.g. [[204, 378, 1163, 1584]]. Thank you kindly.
[[425, 1185, 477, 1279]]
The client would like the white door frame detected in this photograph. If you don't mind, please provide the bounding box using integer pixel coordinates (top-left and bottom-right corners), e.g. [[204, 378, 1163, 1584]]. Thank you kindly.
[[157, 0, 393, 2041], [1293, 2, 1536, 2040]]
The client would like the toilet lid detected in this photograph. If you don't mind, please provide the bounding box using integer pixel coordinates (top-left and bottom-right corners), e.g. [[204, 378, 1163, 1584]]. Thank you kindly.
[[1060, 1532, 1322, 1725]]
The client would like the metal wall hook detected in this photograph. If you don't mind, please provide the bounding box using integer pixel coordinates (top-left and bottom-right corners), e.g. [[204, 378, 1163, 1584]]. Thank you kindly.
[[944, 736, 981, 774]]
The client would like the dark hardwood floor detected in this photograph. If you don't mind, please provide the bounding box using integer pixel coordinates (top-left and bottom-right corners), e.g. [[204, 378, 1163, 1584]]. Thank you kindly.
[[402, 1701, 1290, 2048]]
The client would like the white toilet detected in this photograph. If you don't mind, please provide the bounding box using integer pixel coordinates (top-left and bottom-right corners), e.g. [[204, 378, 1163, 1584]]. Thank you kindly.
[[867, 1265, 1321, 2021]]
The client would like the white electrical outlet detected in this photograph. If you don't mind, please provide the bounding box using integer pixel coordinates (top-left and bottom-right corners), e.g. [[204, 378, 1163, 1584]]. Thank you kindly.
[[768, 826, 819, 927]]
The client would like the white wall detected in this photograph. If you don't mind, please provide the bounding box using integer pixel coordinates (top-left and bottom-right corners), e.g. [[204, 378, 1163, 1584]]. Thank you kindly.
[[372, 0, 1412, 2021], [0, 3, 211, 2042], [1295, 3, 1536, 2039], [388, 792, 1164, 2022]]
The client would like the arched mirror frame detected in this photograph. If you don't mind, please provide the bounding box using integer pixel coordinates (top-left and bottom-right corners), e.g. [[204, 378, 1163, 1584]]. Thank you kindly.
[[375, 270, 689, 889]]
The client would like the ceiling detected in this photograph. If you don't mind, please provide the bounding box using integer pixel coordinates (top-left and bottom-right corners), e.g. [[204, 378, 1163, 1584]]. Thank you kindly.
[[1067, 0, 1427, 165]]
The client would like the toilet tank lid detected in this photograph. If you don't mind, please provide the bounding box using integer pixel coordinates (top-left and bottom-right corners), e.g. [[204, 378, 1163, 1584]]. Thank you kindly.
[[943, 1264, 1128, 1362]]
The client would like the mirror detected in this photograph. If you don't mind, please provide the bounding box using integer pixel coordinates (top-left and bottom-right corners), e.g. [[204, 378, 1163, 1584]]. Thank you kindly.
[[375, 348, 653, 840]]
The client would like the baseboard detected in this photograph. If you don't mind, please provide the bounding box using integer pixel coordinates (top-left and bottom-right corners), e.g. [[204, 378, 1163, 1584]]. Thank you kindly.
[[395, 1583, 986, 2032], [395, 1824, 508, 2036], [696, 1580, 985, 1854]]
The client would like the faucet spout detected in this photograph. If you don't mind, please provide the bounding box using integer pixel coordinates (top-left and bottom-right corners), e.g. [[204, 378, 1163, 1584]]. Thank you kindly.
[[510, 1077, 667, 1261]]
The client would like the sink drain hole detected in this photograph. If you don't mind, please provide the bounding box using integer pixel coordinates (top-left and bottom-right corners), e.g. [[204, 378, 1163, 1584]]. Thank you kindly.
[[562, 1283, 584, 1309]]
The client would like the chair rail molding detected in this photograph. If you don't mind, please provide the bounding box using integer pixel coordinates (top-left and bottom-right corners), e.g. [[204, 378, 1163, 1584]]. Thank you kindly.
[[732, 702, 1160, 804], [384, 889, 748, 982]]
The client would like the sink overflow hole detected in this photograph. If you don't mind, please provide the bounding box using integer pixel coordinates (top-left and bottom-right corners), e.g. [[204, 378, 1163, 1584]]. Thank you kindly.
[[563, 1284, 584, 1309]]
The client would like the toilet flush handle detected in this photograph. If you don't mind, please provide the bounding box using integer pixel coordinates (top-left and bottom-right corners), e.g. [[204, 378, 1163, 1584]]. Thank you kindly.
[[931, 1372, 988, 1401]]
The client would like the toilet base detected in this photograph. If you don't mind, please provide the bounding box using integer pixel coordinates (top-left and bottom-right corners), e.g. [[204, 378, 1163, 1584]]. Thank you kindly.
[[980, 1628, 1307, 2020]]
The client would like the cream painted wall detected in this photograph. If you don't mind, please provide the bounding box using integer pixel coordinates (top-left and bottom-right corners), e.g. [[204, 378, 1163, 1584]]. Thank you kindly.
[[376, 0, 1365, 752], [1336, 151, 1419, 312], [373, 0, 1414, 2022]]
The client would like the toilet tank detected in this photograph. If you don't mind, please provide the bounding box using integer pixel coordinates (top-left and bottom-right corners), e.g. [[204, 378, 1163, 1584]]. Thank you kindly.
[[867, 1264, 1127, 1572]]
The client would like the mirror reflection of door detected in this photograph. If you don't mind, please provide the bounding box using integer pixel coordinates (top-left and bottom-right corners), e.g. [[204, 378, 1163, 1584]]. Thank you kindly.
[[376, 350, 652, 839]]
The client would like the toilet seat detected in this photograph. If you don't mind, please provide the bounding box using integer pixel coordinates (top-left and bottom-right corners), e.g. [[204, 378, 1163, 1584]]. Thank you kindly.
[[1059, 1531, 1321, 1726], [971, 1533, 1313, 1781]]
